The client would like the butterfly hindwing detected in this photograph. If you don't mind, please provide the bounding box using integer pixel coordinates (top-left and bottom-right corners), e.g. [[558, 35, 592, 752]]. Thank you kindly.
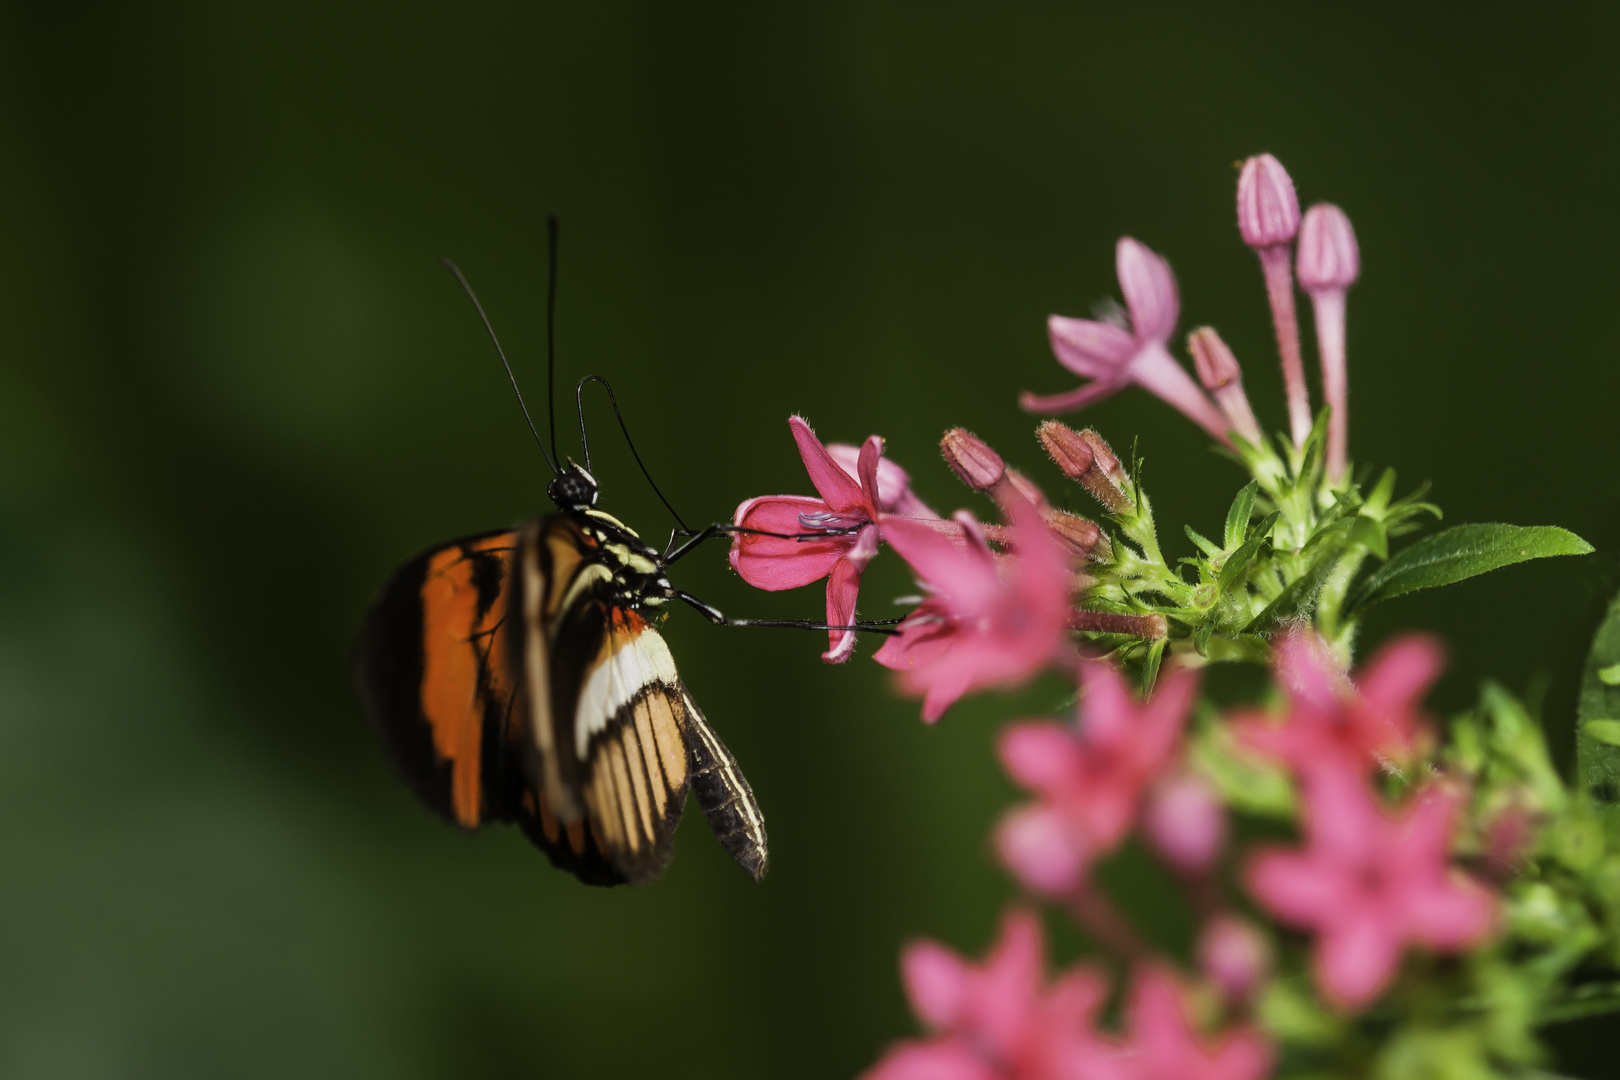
[[355, 529, 523, 829]]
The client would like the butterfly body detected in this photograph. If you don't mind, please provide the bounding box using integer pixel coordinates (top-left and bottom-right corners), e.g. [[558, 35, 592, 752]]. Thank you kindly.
[[356, 463, 768, 887]]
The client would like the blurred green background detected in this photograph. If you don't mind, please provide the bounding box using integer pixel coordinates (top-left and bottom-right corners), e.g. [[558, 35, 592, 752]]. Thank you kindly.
[[2, 4, 1617, 1077]]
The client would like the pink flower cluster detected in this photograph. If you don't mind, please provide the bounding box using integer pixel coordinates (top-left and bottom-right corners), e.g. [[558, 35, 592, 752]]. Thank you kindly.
[[731, 417, 1085, 720], [1235, 632, 1496, 1009], [1023, 153, 1362, 480], [864, 910, 1270, 1080]]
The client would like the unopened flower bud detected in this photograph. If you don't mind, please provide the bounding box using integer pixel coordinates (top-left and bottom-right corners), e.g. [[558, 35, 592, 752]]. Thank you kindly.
[[1196, 914, 1270, 1003], [1187, 327, 1261, 444], [1043, 509, 1104, 561], [1036, 422, 1133, 514], [1236, 154, 1300, 250], [1144, 772, 1226, 873], [1001, 468, 1049, 513], [1067, 610, 1167, 639], [1296, 203, 1360, 292], [940, 428, 1006, 492]]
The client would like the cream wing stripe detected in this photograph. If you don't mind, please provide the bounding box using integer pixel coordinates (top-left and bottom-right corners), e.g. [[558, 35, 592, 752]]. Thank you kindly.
[[574, 631, 679, 758]]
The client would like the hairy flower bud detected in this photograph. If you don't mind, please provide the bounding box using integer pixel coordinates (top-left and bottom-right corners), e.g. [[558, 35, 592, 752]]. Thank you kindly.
[[940, 428, 1006, 492], [1237, 153, 1301, 250], [1036, 421, 1133, 514], [1296, 203, 1360, 292], [1044, 509, 1104, 561]]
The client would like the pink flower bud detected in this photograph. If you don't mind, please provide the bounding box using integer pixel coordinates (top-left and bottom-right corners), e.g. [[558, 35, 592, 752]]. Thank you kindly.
[[1043, 510, 1103, 560], [940, 428, 1006, 492], [1187, 327, 1261, 444], [1196, 914, 1270, 1003], [1236, 154, 1301, 250], [995, 804, 1087, 896], [1036, 422, 1133, 514], [1296, 203, 1360, 292], [1144, 772, 1225, 873]]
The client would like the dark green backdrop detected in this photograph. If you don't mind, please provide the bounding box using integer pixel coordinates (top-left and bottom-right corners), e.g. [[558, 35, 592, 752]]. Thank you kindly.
[[1, 4, 1616, 1077]]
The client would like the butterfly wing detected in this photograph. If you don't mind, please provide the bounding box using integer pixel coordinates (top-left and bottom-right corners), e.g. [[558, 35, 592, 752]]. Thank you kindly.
[[513, 518, 769, 885], [355, 527, 625, 884]]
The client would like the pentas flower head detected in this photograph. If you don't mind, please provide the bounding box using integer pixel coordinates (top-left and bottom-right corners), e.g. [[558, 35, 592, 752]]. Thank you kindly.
[[1022, 238, 1232, 446], [1244, 767, 1496, 1010], [995, 662, 1198, 894], [1233, 630, 1443, 781], [1116, 965, 1272, 1080], [864, 909, 1126, 1080], [731, 416, 934, 664], [875, 497, 1071, 723]]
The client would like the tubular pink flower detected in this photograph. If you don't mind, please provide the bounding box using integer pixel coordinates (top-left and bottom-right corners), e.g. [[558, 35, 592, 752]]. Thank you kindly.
[[994, 662, 1199, 893], [1297, 203, 1360, 483], [732, 417, 933, 664], [1244, 769, 1496, 1011], [1022, 239, 1231, 447], [1187, 327, 1262, 445], [875, 498, 1071, 723], [1117, 965, 1272, 1080], [864, 910, 1126, 1080], [1237, 154, 1310, 448], [1233, 630, 1442, 781]]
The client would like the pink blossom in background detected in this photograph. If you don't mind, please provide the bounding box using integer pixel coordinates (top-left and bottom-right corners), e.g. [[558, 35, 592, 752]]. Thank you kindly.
[[995, 662, 1199, 894], [864, 909, 1127, 1080], [1116, 966, 1272, 1080], [1244, 768, 1496, 1010], [875, 499, 1071, 723], [1021, 239, 1231, 446], [1195, 915, 1270, 1005], [1233, 630, 1442, 781], [1142, 771, 1226, 874], [732, 417, 929, 663]]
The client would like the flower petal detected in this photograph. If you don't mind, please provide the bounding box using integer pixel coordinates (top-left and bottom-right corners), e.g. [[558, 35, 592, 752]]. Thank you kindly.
[[1019, 379, 1130, 416], [860, 1039, 998, 1080], [790, 415, 867, 513], [900, 940, 971, 1029], [1355, 634, 1443, 717], [828, 444, 938, 518], [881, 515, 1001, 614], [731, 495, 850, 590], [1116, 238, 1179, 344], [1315, 912, 1402, 1010], [995, 805, 1087, 895], [857, 434, 885, 519], [1048, 315, 1137, 376], [823, 553, 865, 664], [1244, 848, 1338, 928], [998, 722, 1080, 795], [1404, 871, 1495, 951]]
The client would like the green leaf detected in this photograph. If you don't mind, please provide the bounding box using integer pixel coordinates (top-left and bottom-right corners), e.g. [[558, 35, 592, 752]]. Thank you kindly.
[[1193, 620, 1213, 658], [1140, 639, 1165, 696], [1579, 589, 1620, 836], [1216, 511, 1278, 591], [1347, 514, 1389, 560], [1222, 479, 1258, 550], [1243, 519, 1353, 633], [1344, 523, 1593, 613], [1183, 525, 1219, 557]]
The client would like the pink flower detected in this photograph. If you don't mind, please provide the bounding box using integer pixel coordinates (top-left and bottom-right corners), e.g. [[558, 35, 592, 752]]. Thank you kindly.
[[1142, 771, 1226, 875], [875, 499, 1071, 723], [1237, 153, 1310, 448], [1244, 768, 1496, 1010], [1116, 965, 1272, 1080], [732, 416, 930, 663], [864, 910, 1127, 1080], [1233, 631, 1442, 781], [995, 662, 1198, 894], [1021, 239, 1232, 447], [1296, 203, 1361, 483]]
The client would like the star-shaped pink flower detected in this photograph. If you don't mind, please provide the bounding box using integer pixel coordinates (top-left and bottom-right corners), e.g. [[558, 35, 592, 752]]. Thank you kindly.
[[1116, 965, 1272, 1080], [731, 416, 931, 663], [875, 498, 1071, 723], [1244, 767, 1496, 1010], [1233, 630, 1442, 781], [863, 909, 1127, 1080], [1021, 238, 1231, 447], [994, 661, 1198, 895]]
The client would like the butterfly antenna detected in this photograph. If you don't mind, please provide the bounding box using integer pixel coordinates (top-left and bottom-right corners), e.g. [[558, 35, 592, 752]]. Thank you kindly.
[[577, 375, 689, 532], [440, 258, 560, 477], [547, 215, 561, 469]]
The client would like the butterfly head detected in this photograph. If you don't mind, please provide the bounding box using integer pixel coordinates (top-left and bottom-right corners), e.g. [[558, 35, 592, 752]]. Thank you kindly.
[[548, 460, 600, 510]]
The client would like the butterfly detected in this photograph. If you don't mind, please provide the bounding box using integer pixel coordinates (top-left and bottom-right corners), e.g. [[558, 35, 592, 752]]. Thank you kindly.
[[354, 459, 768, 887]]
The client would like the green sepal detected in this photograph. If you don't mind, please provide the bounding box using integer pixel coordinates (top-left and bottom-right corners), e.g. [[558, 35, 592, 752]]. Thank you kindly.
[[1344, 523, 1593, 615], [1223, 479, 1259, 550], [1140, 638, 1165, 696], [1243, 519, 1355, 633], [1348, 514, 1390, 560], [1183, 525, 1220, 557]]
